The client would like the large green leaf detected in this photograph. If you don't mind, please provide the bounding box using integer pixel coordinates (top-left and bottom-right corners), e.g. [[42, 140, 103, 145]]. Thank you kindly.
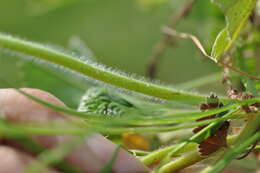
[[211, 0, 256, 59]]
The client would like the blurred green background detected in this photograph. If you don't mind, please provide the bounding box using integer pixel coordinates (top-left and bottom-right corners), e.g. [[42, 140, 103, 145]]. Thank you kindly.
[[1, 2, 259, 172], [0, 0, 226, 107]]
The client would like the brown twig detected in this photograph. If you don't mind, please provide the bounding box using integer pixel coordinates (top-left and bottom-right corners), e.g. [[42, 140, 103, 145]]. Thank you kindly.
[[146, 0, 195, 79], [163, 26, 260, 81]]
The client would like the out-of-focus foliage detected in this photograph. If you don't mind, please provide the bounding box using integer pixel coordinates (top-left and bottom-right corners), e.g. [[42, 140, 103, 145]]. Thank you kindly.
[[211, 0, 257, 59], [0, 1, 260, 172]]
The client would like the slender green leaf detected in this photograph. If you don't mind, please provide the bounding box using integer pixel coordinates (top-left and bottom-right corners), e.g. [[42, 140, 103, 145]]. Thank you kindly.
[[100, 145, 121, 173], [25, 136, 86, 173], [211, 0, 256, 58]]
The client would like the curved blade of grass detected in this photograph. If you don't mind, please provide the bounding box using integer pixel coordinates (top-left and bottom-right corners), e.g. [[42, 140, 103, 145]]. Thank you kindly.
[[0, 84, 244, 130], [25, 136, 86, 173], [2, 84, 248, 128], [0, 113, 239, 136], [100, 145, 121, 173], [0, 86, 258, 135], [7, 135, 83, 173], [17, 87, 260, 128], [10, 86, 260, 127]]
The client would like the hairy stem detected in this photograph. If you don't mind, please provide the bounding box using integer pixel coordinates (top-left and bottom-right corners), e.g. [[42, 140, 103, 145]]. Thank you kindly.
[[0, 33, 229, 105]]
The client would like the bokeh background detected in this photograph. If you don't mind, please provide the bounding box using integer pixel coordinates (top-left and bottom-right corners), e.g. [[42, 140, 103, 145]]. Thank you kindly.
[[0, 1, 259, 172], [0, 0, 226, 107]]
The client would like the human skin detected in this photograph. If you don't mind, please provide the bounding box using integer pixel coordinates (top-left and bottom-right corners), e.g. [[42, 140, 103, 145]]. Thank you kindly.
[[0, 88, 150, 173]]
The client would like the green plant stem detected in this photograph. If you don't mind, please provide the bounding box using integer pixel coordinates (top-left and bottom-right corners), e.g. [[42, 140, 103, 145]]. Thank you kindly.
[[154, 114, 260, 173], [100, 145, 121, 173], [0, 33, 229, 105], [156, 109, 237, 173], [156, 108, 236, 172], [151, 136, 238, 173], [141, 135, 237, 166], [201, 132, 260, 173], [0, 116, 235, 135], [141, 143, 197, 166], [129, 150, 150, 156], [13, 86, 260, 127], [156, 149, 224, 173], [156, 137, 260, 173], [25, 136, 86, 173], [234, 114, 260, 145], [201, 113, 260, 173]]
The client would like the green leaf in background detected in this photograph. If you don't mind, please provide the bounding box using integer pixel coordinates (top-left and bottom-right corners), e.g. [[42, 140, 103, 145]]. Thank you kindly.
[[211, 0, 256, 59]]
